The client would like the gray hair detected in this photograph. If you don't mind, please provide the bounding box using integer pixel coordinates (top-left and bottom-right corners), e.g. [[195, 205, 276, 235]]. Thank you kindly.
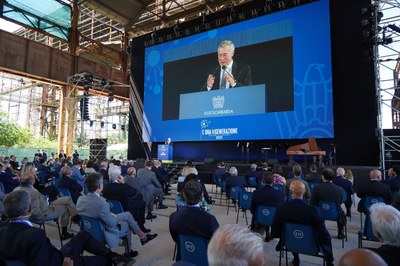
[[370, 203, 400, 246], [108, 165, 121, 181], [229, 166, 238, 176], [336, 167, 345, 176], [250, 163, 257, 170], [218, 40, 235, 53], [208, 224, 264, 266], [4, 190, 31, 219]]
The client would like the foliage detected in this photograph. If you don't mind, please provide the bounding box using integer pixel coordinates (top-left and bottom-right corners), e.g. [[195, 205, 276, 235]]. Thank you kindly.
[[0, 113, 33, 147]]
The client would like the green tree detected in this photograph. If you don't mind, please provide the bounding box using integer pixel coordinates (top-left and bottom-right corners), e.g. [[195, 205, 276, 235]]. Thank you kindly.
[[0, 112, 33, 147]]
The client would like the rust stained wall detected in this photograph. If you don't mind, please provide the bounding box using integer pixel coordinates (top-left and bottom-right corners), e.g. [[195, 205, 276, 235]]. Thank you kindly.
[[0, 30, 128, 99]]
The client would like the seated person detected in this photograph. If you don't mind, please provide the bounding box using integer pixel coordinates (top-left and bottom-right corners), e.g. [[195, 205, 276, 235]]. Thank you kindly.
[[76, 172, 157, 258], [367, 203, 400, 266], [14, 172, 79, 240], [225, 166, 246, 196], [176, 174, 212, 212], [102, 165, 149, 232], [169, 180, 219, 261], [59, 165, 84, 204], [0, 190, 133, 265], [0, 161, 19, 193], [339, 248, 388, 266], [208, 224, 264, 266], [151, 160, 171, 195]]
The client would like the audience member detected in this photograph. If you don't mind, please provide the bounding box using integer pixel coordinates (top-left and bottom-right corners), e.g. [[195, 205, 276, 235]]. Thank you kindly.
[[287, 164, 305, 180], [98, 160, 109, 183], [136, 160, 168, 220], [177, 166, 198, 192], [225, 166, 246, 196], [102, 165, 149, 232], [305, 163, 322, 184], [0, 161, 19, 193], [152, 160, 171, 195], [388, 165, 400, 193], [76, 172, 157, 258], [367, 203, 400, 266], [14, 172, 79, 240], [383, 166, 396, 185], [310, 167, 347, 239], [333, 167, 355, 217], [271, 164, 286, 185], [176, 173, 212, 212], [285, 165, 311, 201], [169, 180, 219, 261], [357, 169, 392, 214], [214, 162, 226, 180], [250, 172, 285, 241], [338, 248, 387, 266], [272, 180, 334, 266], [71, 160, 85, 187], [245, 163, 258, 179], [8, 155, 19, 172], [208, 224, 264, 266], [256, 162, 269, 183], [84, 160, 97, 175], [0, 190, 132, 265], [344, 169, 354, 184], [59, 165, 83, 204]]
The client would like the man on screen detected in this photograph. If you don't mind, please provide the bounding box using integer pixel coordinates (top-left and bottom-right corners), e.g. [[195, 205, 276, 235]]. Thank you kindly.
[[206, 40, 252, 90]]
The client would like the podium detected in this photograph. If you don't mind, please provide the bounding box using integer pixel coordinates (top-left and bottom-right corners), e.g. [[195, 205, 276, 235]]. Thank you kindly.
[[157, 144, 173, 162]]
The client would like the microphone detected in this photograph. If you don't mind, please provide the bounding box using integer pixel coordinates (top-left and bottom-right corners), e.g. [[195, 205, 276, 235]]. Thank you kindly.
[[201, 65, 220, 91], [221, 66, 236, 84]]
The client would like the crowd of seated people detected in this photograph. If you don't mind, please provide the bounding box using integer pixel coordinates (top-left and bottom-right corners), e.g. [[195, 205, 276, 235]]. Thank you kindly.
[[3, 152, 400, 265]]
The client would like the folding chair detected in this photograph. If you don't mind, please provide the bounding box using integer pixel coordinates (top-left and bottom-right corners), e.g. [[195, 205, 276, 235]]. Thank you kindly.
[[106, 199, 125, 214], [255, 205, 276, 228], [178, 234, 209, 266], [226, 186, 241, 215], [58, 187, 72, 198], [236, 190, 253, 224], [358, 196, 384, 248], [318, 200, 347, 248], [279, 223, 326, 266], [246, 176, 258, 190], [29, 215, 63, 247], [80, 215, 129, 251]]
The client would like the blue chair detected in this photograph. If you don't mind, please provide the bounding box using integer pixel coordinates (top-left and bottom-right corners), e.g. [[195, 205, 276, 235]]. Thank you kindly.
[[29, 215, 63, 247], [58, 187, 72, 198], [218, 180, 226, 204], [80, 215, 129, 249], [255, 205, 276, 227], [106, 199, 125, 214], [308, 182, 319, 193], [236, 190, 253, 224], [226, 186, 241, 215], [279, 223, 326, 266], [178, 235, 209, 266], [273, 184, 284, 192], [358, 196, 384, 248], [246, 176, 258, 190], [318, 201, 347, 248]]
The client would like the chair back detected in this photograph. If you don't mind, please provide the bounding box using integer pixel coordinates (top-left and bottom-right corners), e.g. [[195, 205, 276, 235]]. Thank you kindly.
[[247, 176, 258, 188], [282, 223, 322, 256], [58, 187, 72, 198], [364, 196, 384, 214], [106, 199, 124, 214], [362, 214, 378, 241], [238, 190, 253, 210], [308, 183, 319, 193], [318, 201, 340, 221], [80, 215, 106, 244], [255, 205, 276, 226], [178, 235, 209, 266], [229, 186, 241, 201], [273, 184, 284, 191]]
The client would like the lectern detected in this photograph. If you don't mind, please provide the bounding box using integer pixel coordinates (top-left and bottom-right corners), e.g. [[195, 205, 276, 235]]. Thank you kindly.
[[157, 144, 173, 161]]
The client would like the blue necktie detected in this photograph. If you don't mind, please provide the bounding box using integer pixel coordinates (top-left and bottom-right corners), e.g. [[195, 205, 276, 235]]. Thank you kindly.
[[220, 69, 227, 89]]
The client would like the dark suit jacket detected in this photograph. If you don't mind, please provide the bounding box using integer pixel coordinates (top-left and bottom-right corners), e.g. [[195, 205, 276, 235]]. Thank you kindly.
[[58, 175, 83, 203], [357, 180, 392, 213], [98, 168, 109, 182], [368, 245, 400, 266], [209, 61, 252, 90], [214, 168, 226, 179], [310, 181, 344, 205], [0, 171, 19, 193], [305, 172, 322, 184], [271, 199, 333, 262], [225, 175, 246, 194], [250, 185, 285, 214], [169, 206, 219, 243], [332, 176, 354, 203], [0, 221, 63, 265], [389, 176, 400, 193]]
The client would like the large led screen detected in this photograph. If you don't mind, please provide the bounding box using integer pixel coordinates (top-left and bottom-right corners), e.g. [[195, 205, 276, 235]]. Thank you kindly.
[[143, 0, 333, 142]]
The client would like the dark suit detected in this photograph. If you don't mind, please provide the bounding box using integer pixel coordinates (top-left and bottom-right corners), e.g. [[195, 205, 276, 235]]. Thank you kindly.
[[58, 175, 83, 203], [251, 185, 285, 234], [214, 168, 226, 179], [271, 199, 333, 264], [305, 172, 322, 184], [310, 181, 346, 234], [389, 176, 400, 193], [169, 206, 219, 261], [0, 221, 110, 266], [98, 168, 109, 182], [102, 182, 146, 227], [209, 62, 252, 90], [256, 169, 268, 183], [225, 175, 246, 195], [368, 245, 400, 266], [332, 176, 354, 214], [357, 180, 392, 213], [0, 170, 19, 193]]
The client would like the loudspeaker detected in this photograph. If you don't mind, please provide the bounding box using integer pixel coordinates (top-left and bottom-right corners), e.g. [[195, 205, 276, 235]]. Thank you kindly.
[[90, 138, 107, 161]]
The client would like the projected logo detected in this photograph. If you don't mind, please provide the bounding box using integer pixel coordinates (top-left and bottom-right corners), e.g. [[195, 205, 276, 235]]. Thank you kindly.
[[212, 96, 224, 109]]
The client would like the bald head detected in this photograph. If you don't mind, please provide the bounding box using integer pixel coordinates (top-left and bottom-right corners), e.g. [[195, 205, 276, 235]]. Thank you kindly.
[[290, 180, 305, 199], [370, 169, 382, 181], [338, 248, 387, 266]]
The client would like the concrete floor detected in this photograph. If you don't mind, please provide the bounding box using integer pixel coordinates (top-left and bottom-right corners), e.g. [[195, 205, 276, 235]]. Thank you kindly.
[[44, 184, 381, 266]]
